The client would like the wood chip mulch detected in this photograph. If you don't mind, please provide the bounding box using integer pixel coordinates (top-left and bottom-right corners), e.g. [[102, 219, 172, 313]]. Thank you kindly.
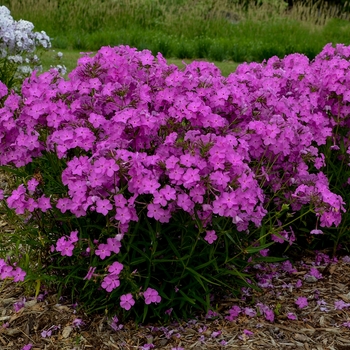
[[1, 251, 350, 350]]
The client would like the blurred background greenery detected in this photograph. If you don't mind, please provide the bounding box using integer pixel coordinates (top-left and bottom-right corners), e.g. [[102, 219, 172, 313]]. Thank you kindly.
[[3, 0, 350, 73]]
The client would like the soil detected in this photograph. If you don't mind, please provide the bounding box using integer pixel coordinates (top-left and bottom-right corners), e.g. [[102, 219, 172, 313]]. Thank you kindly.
[[1, 250, 350, 350]]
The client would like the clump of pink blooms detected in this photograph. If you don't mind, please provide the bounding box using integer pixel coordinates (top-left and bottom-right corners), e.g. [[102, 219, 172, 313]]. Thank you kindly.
[[1, 42, 350, 313]]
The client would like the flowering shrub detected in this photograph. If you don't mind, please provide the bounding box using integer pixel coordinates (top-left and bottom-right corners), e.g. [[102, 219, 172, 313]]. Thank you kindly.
[[0, 43, 349, 321], [0, 6, 64, 89]]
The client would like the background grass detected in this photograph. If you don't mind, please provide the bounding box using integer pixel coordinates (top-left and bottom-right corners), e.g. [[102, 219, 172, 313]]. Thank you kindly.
[[3, 0, 350, 65]]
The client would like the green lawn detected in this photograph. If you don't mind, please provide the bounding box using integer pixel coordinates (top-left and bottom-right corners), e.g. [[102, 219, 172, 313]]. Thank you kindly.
[[6, 0, 350, 64]]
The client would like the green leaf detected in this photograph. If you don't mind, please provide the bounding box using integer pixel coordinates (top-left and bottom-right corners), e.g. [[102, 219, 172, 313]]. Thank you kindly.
[[185, 267, 220, 287], [35, 279, 41, 298], [178, 290, 196, 305], [245, 241, 275, 254], [0, 165, 26, 177], [224, 232, 236, 245], [193, 258, 217, 270], [163, 233, 185, 263], [252, 256, 288, 263], [259, 225, 266, 245]]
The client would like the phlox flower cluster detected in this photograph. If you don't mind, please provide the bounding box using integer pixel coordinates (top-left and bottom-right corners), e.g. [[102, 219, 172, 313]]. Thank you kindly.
[[0, 6, 54, 85], [6, 179, 52, 214], [0, 258, 25, 282], [1, 43, 350, 313], [0, 6, 50, 54], [54, 230, 79, 257]]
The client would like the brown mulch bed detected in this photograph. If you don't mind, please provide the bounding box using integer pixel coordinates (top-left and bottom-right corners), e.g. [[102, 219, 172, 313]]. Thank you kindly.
[[1, 251, 350, 350]]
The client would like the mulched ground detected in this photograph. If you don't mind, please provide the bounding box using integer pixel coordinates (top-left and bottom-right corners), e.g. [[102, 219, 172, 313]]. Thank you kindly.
[[2, 250, 350, 350]]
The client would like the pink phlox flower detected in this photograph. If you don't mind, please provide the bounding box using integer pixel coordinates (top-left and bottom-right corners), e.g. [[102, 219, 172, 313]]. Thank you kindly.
[[159, 185, 176, 201], [120, 293, 135, 310], [95, 198, 113, 216], [281, 260, 297, 274], [69, 230, 79, 243], [168, 164, 185, 182], [334, 300, 350, 310], [106, 237, 121, 254], [260, 249, 269, 257], [7, 184, 26, 204], [198, 326, 207, 333], [83, 266, 96, 281], [164, 155, 179, 169], [72, 318, 85, 328], [244, 307, 257, 317], [295, 279, 303, 288], [308, 267, 322, 280], [41, 329, 52, 338], [56, 197, 71, 213], [137, 177, 160, 195], [114, 194, 128, 208], [271, 229, 291, 244], [153, 191, 167, 207], [101, 274, 120, 292], [37, 195, 52, 212], [211, 330, 221, 338], [108, 261, 124, 275], [206, 309, 219, 319], [139, 50, 154, 65], [317, 299, 329, 312], [287, 312, 297, 320], [55, 236, 74, 257], [343, 256, 350, 263], [295, 296, 308, 309], [95, 243, 112, 260], [256, 303, 274, 322], [204, 230, 217, 244], [310, 229, 323, 234], [147, 203, 165, 221], [182, 168, 200, 188], [115, 233, 124, 242], [40, 324, 60, 337], [143, 288, 161, 304], [109, 315, 123, 331], [26, 197, 38, 212], [0, 81, 7, 98], [165, 308, 173, 315], [11, 267, 26, 282], [264, 309, 275, 322], [27, 178, 39, 192], [176, 193, 194, 212], [243, 329, 254, 337], [342, 321, 350, 328], [13, 298, 25, 312], [88, 112, 105, 128], [115, 206, 132, 224], [21, 345, 32, 350], [225, 305, 241, 321]]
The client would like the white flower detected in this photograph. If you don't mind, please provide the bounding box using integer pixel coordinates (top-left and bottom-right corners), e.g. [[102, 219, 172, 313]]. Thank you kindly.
[[8, 55, 23, 63], [18, 65, 32, 74]]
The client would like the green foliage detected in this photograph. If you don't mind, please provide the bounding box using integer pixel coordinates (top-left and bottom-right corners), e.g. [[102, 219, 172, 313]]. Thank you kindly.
[[0, 137, 324, 323], [0, 150, 273, 322], [4, 0, 350, 63]]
